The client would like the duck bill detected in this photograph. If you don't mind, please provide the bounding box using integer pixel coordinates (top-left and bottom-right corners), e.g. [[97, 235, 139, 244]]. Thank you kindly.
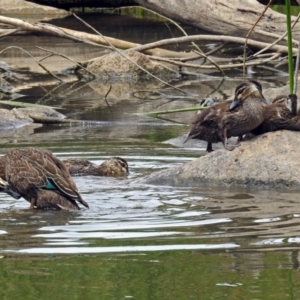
[[261, 97, 268, 105], [229, 98, 241, 110], [0, 177, 8, 189]]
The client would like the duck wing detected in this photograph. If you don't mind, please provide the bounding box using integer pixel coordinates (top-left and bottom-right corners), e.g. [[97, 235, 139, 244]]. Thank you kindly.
[[35, 190, 80, 210], [5, 148, 89, 209]]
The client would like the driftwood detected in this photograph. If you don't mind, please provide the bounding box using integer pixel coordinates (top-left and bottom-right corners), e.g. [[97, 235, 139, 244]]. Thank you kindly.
[[0, 8, 296, 79], [0, 16, 186, 58], [136, 0, 300, 44], [0, 14, 297, 58]]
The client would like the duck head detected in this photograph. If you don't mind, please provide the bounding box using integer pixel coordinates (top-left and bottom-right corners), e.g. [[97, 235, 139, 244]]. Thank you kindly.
[[98, 157, 129, 176], [272, 94, 288, 104], [230, 80, 268, 110], [0, 177, 21, 199], [273, 94, 298, 116]]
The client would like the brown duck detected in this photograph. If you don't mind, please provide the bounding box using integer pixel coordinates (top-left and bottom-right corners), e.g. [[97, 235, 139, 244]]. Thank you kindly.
[[251, 94, 299, 135], [0, 147, 88, 210], [184, 80, 267, 152], [62, 157, 129, 177]]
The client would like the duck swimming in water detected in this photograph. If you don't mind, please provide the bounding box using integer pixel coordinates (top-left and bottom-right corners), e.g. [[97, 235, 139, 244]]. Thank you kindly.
[[62, 157, 129, 177], [184, 80, 268, 152], [0, 147, 88, 210]]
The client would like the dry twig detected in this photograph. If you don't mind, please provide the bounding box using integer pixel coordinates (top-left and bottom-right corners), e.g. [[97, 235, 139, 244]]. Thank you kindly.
[[72, 13, 188, 95], [35, 45, 97, 78], [130, 34, 296, 55], [0, 46, 63, 82], [242, 0, 273, 79]]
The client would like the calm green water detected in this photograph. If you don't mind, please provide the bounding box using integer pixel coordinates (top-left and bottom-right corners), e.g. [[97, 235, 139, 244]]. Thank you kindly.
[[0, 11, 300, 300]]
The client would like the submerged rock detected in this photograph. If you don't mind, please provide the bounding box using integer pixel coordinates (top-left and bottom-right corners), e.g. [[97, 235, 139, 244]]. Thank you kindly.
[[87, 51, 180, 79], [143, 130, 300, 189]]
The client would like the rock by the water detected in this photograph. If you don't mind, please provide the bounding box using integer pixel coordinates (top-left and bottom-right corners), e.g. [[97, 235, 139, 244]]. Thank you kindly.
[[0, 108, 32, 130], [0, 107, 66, 132], [143, 130, 300, 189], [16, 107, 66, 121], [87, 51, 180, 79]]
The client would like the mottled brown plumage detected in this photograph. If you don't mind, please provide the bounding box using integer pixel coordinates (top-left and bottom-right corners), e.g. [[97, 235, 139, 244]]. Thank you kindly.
[[184, 80, 267, 152], [0, 147, 88, 210], [184, 99, 232, 152], [31, 189, 81, 210], [252, 94, 300, 135], [63, 157, 129, 177]]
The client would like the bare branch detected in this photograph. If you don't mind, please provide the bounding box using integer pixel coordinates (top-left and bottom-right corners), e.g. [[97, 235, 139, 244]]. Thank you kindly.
[[0, 15, 190, 58], [35, 46, 97, 78], [252, 13, 300, 59], [129, 35, 296, 55], [72, 13, 188, 95], [242, 0, 273, 79], [150, 53, 281, 70], [0, 46, 63, 82]]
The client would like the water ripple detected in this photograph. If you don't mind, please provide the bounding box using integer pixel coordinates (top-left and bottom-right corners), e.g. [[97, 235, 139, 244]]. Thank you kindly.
[[15, 243, 240, 254], [1, 152, 300, 256], [38, 218, 231, 232]]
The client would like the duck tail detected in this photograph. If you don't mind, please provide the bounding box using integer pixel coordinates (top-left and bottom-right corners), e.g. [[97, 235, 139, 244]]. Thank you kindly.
[[183, 135, 191, 144], [76, 192, 89, 209]]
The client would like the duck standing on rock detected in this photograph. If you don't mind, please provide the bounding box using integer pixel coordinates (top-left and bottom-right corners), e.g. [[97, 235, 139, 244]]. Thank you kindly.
[[184, 98, 232, 152], [62, 157, 129, 177], [0, 147, 89, 210], [251, 94, 299, 135], [184, 80, 268, 152]]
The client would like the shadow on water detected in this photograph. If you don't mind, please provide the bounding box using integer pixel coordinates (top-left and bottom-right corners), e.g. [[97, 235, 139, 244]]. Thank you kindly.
[[0, 11, 300, 300]]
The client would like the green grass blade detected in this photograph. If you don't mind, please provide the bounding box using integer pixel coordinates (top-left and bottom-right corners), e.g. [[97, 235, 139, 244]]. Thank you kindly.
[[285, 0, 294, 93]]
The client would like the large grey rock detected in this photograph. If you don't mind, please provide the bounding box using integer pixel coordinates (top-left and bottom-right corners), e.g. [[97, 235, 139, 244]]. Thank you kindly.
[[142, 130, 300, 189]]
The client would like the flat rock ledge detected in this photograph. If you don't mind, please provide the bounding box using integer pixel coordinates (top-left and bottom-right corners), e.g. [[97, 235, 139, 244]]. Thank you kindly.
[[0, 107, 66, 131], [142, 130, 300, 190]]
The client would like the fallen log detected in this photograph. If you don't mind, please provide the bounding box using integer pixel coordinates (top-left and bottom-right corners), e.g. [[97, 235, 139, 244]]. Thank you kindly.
[[135, 0, 300, 43], [0, 15, 183, 57], [0, 12, 294, 77]]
